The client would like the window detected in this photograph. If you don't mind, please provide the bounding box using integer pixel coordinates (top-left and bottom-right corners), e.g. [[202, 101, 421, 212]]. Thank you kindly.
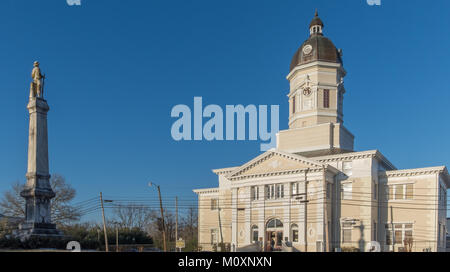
[[291, 224, 299, 243], [326, 183, 332, 199], [211, 229, 218, 245], [385, 223, 413, 245], [323, 89, 330, 108], [373, 222, 377, 241], [267, 219, 283, 228], [292, 96, 296, 114], [342, 222, 352, 243], [438, 223, 441, 246], [211, 198, 218, 210], [388, 184, 414, 200], [439, 185, 447, 206], [342, 161, 352, 176], [386, 228, 392, 245], [265, 184, 285, 200], [374, 182, 378, 200], [291, 182, 299, 196], [342, 183, 352, 200], [251, 186, 259, 201], [252, 226, 259, 243]]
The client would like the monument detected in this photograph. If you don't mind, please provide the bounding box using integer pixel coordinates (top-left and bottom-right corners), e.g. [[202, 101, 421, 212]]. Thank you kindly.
[[16, 61, 63, 239]]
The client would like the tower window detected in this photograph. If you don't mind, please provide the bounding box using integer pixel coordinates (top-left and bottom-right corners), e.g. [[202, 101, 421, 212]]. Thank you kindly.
[[323, 89, 330, 108], [292, 96, 296, 114]]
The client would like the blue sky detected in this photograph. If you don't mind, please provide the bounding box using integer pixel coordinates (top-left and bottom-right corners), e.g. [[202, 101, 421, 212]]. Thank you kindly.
[[0, 0, 449, 220]]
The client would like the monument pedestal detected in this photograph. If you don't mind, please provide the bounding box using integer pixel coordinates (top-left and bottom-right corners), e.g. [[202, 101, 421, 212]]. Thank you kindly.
[[15, 95, 63, 240]]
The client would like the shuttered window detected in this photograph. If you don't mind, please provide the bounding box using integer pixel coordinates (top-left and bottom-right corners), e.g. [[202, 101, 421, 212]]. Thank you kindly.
[[323, 89, 330, 108]]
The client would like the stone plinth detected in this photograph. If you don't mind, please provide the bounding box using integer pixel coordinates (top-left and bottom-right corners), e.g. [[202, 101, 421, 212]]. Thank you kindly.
[[16, 97, 63, 239]]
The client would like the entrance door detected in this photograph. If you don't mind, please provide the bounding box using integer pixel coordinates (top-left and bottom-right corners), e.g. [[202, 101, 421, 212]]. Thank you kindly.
[[266, 219, 284, 251]]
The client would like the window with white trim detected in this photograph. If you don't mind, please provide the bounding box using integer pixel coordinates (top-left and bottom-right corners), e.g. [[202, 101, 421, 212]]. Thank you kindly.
[[265, 184, 285, 200], [342, 161, 352, 176], [291, 182, 299, 196], [291, 224, 299, 243], [342, 183, 352, 200], [251, 225, 259, 243], [385, 223, 413, 245], [251, 186, 259, 201], [342, 222, 352, 243], [210, 198, 218, 210], [388, 184, 413, 200]]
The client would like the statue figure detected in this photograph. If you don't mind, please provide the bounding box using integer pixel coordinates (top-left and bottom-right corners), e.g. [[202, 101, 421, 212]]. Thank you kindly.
[[30, 61, 45, 98]]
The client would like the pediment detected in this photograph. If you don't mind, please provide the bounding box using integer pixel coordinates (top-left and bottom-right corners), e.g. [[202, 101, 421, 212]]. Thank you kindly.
[[228, 150, 324, 178]]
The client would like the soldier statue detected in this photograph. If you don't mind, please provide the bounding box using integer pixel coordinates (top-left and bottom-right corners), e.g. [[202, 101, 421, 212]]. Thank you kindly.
[[30, 61, 45, 98]]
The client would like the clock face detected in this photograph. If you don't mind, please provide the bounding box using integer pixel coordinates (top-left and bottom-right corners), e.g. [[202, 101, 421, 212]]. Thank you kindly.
[[303, 87, 312, 96], [303, 44, 313, 55]]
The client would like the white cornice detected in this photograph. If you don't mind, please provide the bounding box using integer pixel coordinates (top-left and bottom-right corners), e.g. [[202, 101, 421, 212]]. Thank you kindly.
[[212, 167, 238, 175], [287, 61, 346, 81], [313, 150, 397, 170], [193, 188, 219, 195], [380, 166, 448, 179], [228, 150, 326, 180], [230, 167, 324, 182], [288, 112, 339, 126]]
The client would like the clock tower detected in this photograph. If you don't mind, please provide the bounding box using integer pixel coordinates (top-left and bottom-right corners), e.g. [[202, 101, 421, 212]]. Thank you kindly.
[[277, 11, 354, 156]]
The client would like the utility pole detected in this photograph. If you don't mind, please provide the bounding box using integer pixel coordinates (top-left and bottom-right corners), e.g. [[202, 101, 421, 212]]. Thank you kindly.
[[100, 192, 109, 252], [175, 196, 178, 252], [218, 198, 224, 250], [149, 182, 167, 252], [304, 169, 309, 252], [323, 166, 329, 252]]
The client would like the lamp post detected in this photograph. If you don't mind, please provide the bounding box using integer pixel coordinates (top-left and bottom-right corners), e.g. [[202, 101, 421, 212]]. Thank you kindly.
[[149, 182, 167, 252]]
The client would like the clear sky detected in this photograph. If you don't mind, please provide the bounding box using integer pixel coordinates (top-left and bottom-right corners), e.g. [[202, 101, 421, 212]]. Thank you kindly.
[[0, 0, 449, 220]]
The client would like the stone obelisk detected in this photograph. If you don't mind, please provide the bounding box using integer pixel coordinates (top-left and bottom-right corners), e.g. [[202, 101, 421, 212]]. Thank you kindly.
[[17, 61, 62, 238]]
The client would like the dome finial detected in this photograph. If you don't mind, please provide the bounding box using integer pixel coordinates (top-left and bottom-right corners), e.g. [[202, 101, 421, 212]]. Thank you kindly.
[[309, 9, 324, 35]]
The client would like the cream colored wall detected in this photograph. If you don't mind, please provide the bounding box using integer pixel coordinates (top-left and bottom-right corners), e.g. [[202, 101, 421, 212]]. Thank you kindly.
[[379, 173, 447, 252], [197, 189, 233, 251], [277, 123, 333, 153], [277, 123, 354, 154], [196, 156, 448, 252], [288, 63, 343, 130], [337, 157, 376, 250], [197, 193, 219, 251]]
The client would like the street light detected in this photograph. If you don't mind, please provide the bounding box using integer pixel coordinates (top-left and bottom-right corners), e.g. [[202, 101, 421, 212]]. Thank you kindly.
[[148, 182, 167, 252]]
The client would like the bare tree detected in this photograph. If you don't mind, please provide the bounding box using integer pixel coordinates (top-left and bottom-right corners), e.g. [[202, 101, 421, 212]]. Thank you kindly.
[[0, 181, 25, 218], [178, 206, 198, 251], [181, 206, 198, 241], [0, 174, 81, 225], [113, 204, 154, 231]]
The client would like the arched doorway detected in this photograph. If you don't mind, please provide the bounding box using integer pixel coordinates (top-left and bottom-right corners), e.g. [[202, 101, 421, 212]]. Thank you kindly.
[[266, 218, 283, 251]]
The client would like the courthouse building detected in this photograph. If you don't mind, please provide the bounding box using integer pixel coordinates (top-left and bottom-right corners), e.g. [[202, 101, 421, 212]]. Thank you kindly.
[[193, 12, 449, 252]]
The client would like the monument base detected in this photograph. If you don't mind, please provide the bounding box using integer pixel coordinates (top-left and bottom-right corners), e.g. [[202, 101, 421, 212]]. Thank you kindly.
[[15, 222, 64, 241]]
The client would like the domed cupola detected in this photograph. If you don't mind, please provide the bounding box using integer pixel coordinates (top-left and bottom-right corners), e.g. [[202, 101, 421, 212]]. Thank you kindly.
[[309, 9, 324, 35], [289, 10, 343, 72]]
